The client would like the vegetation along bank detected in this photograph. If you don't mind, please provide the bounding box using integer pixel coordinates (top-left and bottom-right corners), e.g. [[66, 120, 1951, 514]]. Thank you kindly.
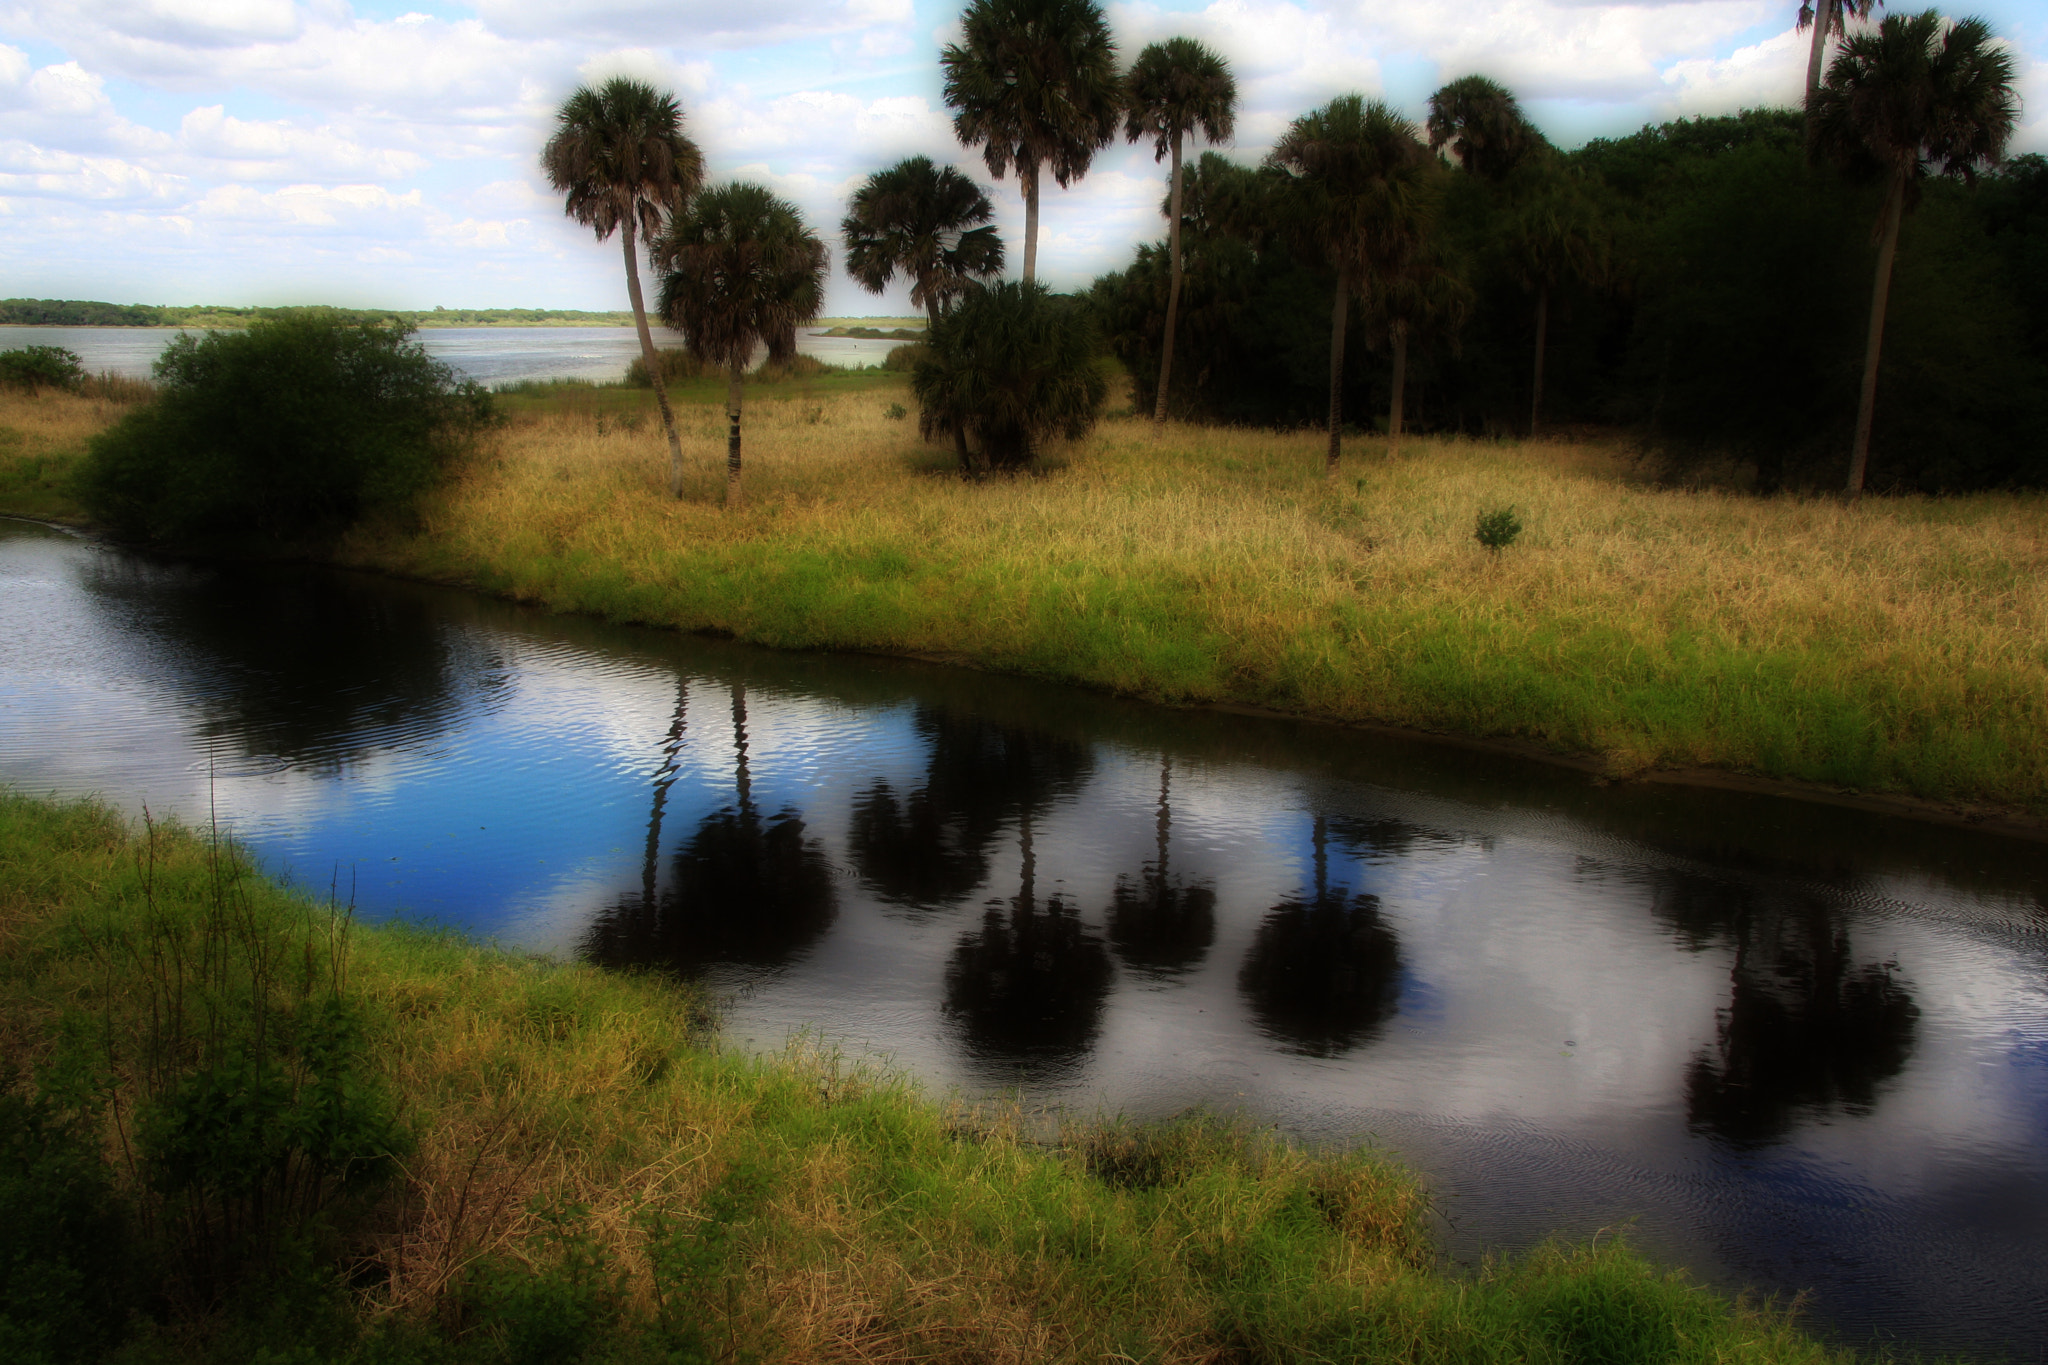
[[2, 358, 2045, 825], [0, 788, 1882, 1361]]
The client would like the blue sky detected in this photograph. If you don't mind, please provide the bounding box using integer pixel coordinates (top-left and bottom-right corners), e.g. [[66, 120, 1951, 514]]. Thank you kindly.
[[3, 0, 2042, 315]]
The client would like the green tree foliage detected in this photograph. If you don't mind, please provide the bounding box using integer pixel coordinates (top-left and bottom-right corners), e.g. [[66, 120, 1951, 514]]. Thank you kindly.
[[654, 183, 828, 505], [1123, 37, 1237, 427], [912, 280, 1108, 470], [1426, 75, 1540, 184], [0, 345, 86, 393], [78, 312, 494, 545], [1800, 0, 1885, 149], [842, 155, 1005, 328], [941, 0, 1120, 283], [1268, 95, 1438, 474], [1812, 8, 2019, 494], [542, 77, 705, 498]]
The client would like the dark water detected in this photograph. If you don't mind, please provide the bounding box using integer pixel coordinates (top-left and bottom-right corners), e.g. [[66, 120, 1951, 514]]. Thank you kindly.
[[3, 516, 2044, 1359], [0, 325, 905, 385]]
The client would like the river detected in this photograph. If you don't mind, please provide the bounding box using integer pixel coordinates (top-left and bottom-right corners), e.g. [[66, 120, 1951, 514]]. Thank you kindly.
[[1, 516, 2043, 1359], [0, 324, 910, 386]]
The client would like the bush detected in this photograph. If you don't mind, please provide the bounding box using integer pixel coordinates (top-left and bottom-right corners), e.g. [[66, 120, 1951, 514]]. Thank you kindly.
[[78, 312, 494, 545], [625, 347, 716, 387], [881, 341, 931, 372], [1474, 506, 1522, 551], [0, 346, 86, 393], [912, 282, 1108, 470]]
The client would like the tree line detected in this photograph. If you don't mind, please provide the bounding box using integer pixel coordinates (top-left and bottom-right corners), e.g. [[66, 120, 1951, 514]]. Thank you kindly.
[[555, 0, 2034, 500]]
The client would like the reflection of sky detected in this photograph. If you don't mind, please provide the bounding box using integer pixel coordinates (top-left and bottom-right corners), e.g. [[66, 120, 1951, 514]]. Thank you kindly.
[[5, 517, 2047, 1358]]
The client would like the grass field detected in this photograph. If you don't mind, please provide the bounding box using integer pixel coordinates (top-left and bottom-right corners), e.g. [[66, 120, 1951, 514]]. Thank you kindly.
[[0, 790, 1866, 1362], [5, 378, 2043, 816], [350, 382, 2047, 817]]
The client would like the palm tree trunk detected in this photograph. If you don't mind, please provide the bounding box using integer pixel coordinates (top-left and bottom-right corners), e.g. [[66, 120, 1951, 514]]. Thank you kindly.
[[622, 221, 688, 498], [1154, 135, 1187, 431], [725, 363, 745, 507], [730, 682, 752, 817], [1326, 272, 1350, 477], [1529, 282, 1549, 437], [1802, 0, 1839, 154], [1848, 168, 1905, 499], [1021, 161, 1041, 285], [1388, 320, 1408, 459]]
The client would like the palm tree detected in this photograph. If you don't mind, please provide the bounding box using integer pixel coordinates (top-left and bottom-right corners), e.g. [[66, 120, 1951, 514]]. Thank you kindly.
[[1124, 38, 1237, 428], [1425, 75, 1538, 183], [941, 0, 1120, 284], [1801, 0, 1886, 150], [842, 155, 1006, 329], [911, 280, 1108, 471], [1268, 95, 1435, 475], [653, 183, 828, 506], [1371, 237, 1471, 458], [1812, 9, 2017, 496], [1501, 161, 1606, 436], [541, 78, 704, 498]]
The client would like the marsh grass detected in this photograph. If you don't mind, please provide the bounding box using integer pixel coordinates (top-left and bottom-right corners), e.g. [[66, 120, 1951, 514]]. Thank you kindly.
[[1, 791, 1862, 1362], [0, 385, 150, 522], [345, 387, 2047, 814]]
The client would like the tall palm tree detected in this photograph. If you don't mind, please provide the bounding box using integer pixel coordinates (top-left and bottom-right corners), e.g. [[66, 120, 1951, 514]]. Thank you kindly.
[[842, 155, 1005, 328], [654, 183, 828, 507], [1268, 95, 1435, 475], [1124, 37, 1237, 428], [541, 78, 704, 498], [1801, 0, 1886, 151], [1425, 75, 1538, 183], [1812, 9, 2017, 496], [1371, 236, 1471, 458], [1501, 161, 1606, 436], [941, 0, 1120, 284]]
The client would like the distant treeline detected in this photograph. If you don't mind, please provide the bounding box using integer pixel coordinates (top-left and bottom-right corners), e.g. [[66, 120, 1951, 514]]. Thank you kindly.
[[0, 299, 637, 328], [1092, 112, 2048, 493]]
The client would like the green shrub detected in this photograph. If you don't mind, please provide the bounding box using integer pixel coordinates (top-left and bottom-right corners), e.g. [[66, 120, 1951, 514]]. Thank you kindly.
[[1474, 505, 1523, 552], [912, 281, 1108, 469], [881, 341, 930, 372], [0, 345, 86, 393], [625, 347, 716, 387], [0, 1083, 136, 1364], [79, 311, 495, 545]]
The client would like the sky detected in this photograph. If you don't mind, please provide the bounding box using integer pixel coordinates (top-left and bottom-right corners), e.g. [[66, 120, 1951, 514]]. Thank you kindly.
[[3, 0, 2043, 317]]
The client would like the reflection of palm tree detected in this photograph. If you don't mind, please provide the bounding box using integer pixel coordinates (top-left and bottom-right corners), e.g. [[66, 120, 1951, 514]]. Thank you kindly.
[[943, 809, 1113, 1066], [1239, 815, 1402, 1057], [584, 682, 836, 974], [1106, 756, 1215, 977], [1685, 888, 1918, 1147], [849, 708, 1091, 910]]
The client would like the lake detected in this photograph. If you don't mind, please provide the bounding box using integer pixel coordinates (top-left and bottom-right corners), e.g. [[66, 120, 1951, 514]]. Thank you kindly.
[[1, 516, 2043, 1359], [0, 324, 910, 386]]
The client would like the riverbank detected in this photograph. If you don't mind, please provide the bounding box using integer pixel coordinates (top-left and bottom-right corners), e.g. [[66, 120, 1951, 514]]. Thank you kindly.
[[0, 789, 1863, 1361], [5, 382, 2044, 822]]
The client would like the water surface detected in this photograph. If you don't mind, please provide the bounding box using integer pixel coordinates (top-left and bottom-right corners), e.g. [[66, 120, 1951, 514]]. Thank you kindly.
[[2, 517, 2043, 1360], [0, 324, 907, 385]]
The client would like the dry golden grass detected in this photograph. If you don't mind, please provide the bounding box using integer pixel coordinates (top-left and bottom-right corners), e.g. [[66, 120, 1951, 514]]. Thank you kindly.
[[0, 385, 149, 522], [357, 387, 2048, 812]]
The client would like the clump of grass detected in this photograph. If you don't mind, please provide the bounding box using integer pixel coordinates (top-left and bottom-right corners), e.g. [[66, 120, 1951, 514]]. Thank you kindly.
[[1, 790, 1863, 1362], [338, 390, 2047, 814]]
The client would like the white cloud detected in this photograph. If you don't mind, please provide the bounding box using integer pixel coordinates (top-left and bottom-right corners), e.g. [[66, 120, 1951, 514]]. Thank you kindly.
[[472, 0, 911, 47], [178, 105, 428, 180]]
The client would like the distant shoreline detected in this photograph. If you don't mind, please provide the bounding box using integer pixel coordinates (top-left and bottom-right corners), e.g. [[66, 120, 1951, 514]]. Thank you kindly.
[[1, 299, 926, 331]]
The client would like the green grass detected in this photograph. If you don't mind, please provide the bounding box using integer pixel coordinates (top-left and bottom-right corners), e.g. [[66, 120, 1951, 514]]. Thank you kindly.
[[0, 789, 1874, 1363]]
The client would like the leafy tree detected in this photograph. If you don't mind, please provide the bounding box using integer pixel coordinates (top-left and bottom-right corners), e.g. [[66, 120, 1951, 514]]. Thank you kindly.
[[79, 312, 493, 545], [912, 280, 1107, 470], [941, 0, 1120, 284], [1812, 8, 2018, 495], [842, 155, 1005, 328], [1268, 95, 1437, 474], [1426, 75, 1540, 183], [654, 183, 828, 506], [1123, 37, 1237, 427], [542, 77, 705, 498]]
